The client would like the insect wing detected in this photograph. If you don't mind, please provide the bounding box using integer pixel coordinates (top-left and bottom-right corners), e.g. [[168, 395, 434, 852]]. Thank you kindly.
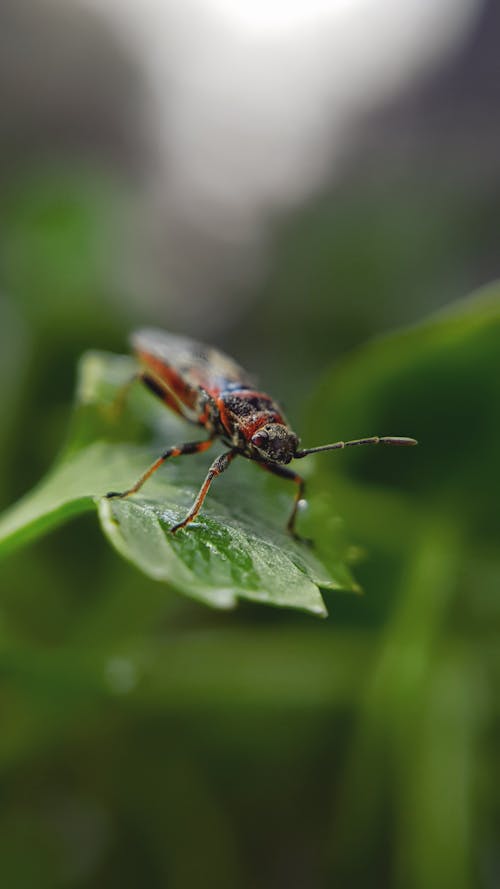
[[131, 328, 255, 413]]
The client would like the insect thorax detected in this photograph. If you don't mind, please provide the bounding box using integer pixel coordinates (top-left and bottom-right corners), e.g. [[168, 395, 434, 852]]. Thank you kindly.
[[213, 390, 298, 462]]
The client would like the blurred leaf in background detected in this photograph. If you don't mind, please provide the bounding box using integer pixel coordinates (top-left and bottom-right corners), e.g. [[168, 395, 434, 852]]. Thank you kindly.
[[305, 283, 500, 888], [0, 167, 138, 504]]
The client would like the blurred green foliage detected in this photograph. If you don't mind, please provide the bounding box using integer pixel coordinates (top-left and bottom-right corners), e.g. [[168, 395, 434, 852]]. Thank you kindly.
[[0, 166, 498, 889]]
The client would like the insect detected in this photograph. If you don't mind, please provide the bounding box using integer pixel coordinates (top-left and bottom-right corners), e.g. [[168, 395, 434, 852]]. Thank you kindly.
[[106, 328, 417, 540]]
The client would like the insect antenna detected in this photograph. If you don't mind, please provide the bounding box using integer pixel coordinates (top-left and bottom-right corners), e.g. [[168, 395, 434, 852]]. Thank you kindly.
[[295, 436, 417, 458]]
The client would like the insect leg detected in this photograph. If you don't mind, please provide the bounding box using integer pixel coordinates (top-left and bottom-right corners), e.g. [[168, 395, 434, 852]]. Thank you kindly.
[[140, 372, 188, 418], [170, 450, 236, 533], [105, 438, 215, 499], [257, 462, 308, 542]]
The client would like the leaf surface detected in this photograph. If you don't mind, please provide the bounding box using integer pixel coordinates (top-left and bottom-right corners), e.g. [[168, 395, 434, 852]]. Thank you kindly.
[[0, 351, 357, 614]]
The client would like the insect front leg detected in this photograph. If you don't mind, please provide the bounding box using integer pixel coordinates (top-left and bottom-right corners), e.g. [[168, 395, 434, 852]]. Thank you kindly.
[[105, 438, 215, 499], [171, 450, 237, 533], [257, 462, 310, 544]]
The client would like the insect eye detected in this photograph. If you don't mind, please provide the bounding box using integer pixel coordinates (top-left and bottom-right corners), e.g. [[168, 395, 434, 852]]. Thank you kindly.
[[252, 433, 268, 449]]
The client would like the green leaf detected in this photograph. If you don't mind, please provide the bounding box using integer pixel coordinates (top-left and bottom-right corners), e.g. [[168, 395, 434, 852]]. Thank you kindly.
[[0, 351, 357, 614]]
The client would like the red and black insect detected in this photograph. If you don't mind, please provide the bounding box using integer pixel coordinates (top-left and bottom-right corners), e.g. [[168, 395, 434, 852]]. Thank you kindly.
[[106, 329, 417, 539]]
